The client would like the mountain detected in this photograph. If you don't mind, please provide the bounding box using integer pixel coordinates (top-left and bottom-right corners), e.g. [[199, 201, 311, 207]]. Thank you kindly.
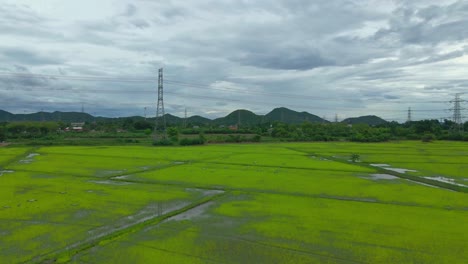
[[162, 113, 182, 125], [0, 108, 385, 126], [264, 107, 326, 124], [0, 110, 14, 122], [213, 109, 262, 125], [341, 115, 387, 126], [0, 110, 96, 122], [187, 115, 211, 125]]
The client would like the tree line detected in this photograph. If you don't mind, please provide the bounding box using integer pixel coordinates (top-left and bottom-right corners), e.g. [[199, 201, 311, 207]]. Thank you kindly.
[[1, 118, 467, 144]]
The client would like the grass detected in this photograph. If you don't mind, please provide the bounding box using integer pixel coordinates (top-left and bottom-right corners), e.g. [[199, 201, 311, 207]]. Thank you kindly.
[[0, 141, 467, 263]]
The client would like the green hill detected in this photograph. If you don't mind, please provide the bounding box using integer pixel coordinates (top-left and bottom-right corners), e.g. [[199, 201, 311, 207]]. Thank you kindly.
[[213, 109, 262, 126], [265, 107, 326, 124], [0, 110, 95, 122], [342, 115, 387, 126], [0, 109, 386, 126], [187, 115, 212, 125], [0, 110, 14, 122]]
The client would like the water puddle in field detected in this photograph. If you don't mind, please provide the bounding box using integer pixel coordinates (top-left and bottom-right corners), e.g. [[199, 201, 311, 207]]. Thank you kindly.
[[386, 168, 417, 173], [112, 175, 131, 180], [370, 163, 390, 167], [89, 180, 133, 186], [186, 188, 224, 196], [84, 189, 107, 196], [0, 170, 14, 176], [367, 174, 398, 180], [172, 161, 186, 165], [370, 164, 417, 174], [33, 188, 224, 262], [19, 153, 40, 164], [165, 201, 214, 222], [424, 176, 468, 187], [73, 209, 94, 219], [309, 156, 330, 161], [86, 201, 191, 238]]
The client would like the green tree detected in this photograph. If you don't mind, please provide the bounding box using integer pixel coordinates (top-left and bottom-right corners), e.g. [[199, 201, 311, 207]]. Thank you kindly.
[[0, 126, 6, 141], [350, 153, 360, 162], [167, 127, 179, 142]]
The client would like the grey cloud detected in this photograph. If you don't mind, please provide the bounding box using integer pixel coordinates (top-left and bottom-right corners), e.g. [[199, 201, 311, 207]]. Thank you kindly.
[[124, 4, 137, 17], [130, 19, 150, 29], [356, 69, 406, 81], [376, 1, 468, 45], [216, 102, 228, 107], [383, 95, 400, 100], [0, 47, 64, 66], [0, 4, 64, 40], [14, 65, 29, 72], [418, 49, 466, 64], [0, 4, 42, 24], [235, 51, 334, 70]]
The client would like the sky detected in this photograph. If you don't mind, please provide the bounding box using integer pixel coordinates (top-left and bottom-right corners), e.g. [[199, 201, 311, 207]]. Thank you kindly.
[[0, 0, 467, 122]]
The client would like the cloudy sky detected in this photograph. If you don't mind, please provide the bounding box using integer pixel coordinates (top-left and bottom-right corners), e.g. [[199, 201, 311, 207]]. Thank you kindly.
[[1, 0, 467, 121]]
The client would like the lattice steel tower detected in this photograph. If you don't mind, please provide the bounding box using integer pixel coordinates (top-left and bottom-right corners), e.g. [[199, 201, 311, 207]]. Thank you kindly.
[[450, 93, 464, 132], [154, 68, 166, 139], [407, 107, 412, 122]]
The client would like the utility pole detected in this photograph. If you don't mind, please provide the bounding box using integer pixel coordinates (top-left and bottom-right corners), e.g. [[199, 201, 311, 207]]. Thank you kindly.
[[238, 110, 241, 127], [450, 93, 465, 132], [154, 68, 166, 140], [407, 107, 412, 123], [144, 107, 147, 120]]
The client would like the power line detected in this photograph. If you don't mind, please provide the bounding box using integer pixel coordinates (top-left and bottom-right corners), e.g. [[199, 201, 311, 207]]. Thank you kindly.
[[0, 71, 460, 121], [0, 71, 451, 103]]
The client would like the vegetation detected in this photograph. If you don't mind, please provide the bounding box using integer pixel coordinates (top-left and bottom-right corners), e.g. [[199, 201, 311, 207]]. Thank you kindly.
[[1, 142, 466, 263], [1, 108, 467, 145]]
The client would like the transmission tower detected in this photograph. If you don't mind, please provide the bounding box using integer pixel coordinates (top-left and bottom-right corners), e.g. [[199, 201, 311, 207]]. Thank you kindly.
[[154, 68, 166, 140], [450, 93, 465, 132], [334, 113, 339, 123], [407, 107, 412, 122], [183, 108, 187, 128]]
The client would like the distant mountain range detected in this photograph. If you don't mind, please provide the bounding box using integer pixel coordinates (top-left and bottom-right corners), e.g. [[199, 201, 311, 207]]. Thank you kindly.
[[0, 108, 388, 126]]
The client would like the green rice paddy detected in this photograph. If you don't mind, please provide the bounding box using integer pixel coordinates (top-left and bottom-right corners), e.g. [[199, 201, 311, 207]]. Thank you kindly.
[[0, 141, 467, 263]]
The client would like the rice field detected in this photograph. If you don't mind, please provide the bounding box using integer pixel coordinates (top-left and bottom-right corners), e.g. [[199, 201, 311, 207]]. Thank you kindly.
[[0, 141, 467, 263]]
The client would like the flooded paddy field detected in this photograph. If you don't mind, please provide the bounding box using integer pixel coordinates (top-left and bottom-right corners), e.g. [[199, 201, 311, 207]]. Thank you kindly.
[[0, 142, 467, 263]]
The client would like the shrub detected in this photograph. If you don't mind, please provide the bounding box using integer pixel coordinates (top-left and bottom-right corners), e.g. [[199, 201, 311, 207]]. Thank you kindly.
[[421, 133, 435, 142], [152, 139, 173, 146], [179, 138, 205, 146], [350, 153, 360, 162]]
